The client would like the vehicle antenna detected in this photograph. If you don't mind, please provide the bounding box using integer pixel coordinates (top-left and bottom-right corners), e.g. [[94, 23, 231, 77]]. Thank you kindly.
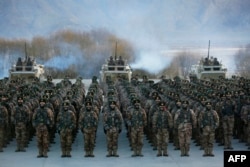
[[207, 40, 210, 59], [115, 42, 117, 61]]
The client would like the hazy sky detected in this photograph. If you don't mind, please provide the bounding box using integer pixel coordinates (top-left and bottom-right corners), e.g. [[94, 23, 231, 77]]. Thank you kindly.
[[1, 0, 250, 74], [1, 0, 249, 45]]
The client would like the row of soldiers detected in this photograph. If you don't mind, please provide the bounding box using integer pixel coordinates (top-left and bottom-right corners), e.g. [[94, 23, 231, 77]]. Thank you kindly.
[[1, 74, 250, 158], [0, 75, 86, 157], [102, 74, 250, 157]]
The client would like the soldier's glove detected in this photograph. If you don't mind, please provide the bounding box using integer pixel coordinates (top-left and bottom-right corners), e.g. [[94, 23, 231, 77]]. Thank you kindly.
[[104, 128, 107, 134], [119, 129, 122, 134], [81, 129, 84, 133], [57, 130, 60, 134]]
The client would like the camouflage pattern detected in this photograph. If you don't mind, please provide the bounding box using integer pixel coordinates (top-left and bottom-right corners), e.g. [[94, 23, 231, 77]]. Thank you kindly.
[[32, 100, 53, 158], [0, 104, 8, 152], [11, 97, 30, 152], [174, 101, 197, 156], [78, 102, 98, 157], [221, 93, 236, 149], [240, 97, 250, 149], [103, 101, 123, 157], [57, 102, 76, 157], [126, 100, 147, 157], [199, 102, 219, 156], [152, 101, 173, 156]]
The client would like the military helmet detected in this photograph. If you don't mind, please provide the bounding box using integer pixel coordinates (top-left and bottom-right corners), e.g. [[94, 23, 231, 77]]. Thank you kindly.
[[109, 100, 116, 105], [39, 98, 46, 103], [182, 100, 189, 105], [205, 101, 212, 106], [63, 101, 70, 106], [17, 95, 24, 101], [154, 95, 161, 101], [176, 99, 181, 104], [85, 101, 92, 106], [133, 99, 140, 105], [158, 101, 166, 107]]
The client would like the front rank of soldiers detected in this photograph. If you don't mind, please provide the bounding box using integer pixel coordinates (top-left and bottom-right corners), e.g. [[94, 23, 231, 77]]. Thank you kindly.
[[79, 101, 98, 157], [103, 100, 123, 157], [32, 98, 53, 158]]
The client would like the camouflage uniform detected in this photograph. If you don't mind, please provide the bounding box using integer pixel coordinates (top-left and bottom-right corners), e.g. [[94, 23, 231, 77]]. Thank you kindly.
[[79, 102, 98, 157], [152, 101, 173, 157], [172, 99, 182, 150], [199, 102, 219, 156], [221, 92, 236, 149], [11, 96, 30, 152], [1, 94, 15, 146], [57, 101, 76, 157], [127, 99, 147, 157], [240, 97, 250, 149], [32, 99, 52, 158], [0, 103, 8, 152], [148, 96, 161, 150], [174, 100, 197, 156], [103, 101, 123, 157]]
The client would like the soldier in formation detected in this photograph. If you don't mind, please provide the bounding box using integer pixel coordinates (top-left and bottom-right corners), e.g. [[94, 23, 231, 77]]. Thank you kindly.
[[32, 98, 52, 158], [103, 100, 123, 157], [78, 101, 98, 157], [0, 98, 8, 152], [241, 96, 250, 149], [152, 101, 173, 156], [12, 96, 30, 152], [126, 99, 147, 157], [199, 101, 219, 156], [56, 100, 76, 157], [221, 92, 236, 150], [174, 100, 197, 156]]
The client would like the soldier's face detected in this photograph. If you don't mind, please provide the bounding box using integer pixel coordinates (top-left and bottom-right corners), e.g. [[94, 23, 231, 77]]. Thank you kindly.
[[40, 102, 45, 107], [134, 103, 140, 109], [110, 104, 115, 109], [1, 97, 7, 101], [17, 99, 23, 105], [182, 104, 187, 108], [63, 106, 69, 110], [159, 106, 165, 110], [206, 105, 212, 110], [86, 105, 91, 110]]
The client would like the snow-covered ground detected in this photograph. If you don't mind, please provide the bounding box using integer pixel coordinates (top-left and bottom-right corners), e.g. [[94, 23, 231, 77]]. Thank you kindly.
[[1, 118, 248, 167], [1, 79, 248, 167]]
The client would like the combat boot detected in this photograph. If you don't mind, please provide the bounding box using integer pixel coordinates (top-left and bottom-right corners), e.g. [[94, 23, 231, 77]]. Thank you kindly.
[[89, 149, 95, 157], [203, 148, 209, 157], [19, 144, 26, 152], [163, 148, 168, 157], [180, 147, 185, 157], [113, 149, 119, 157], [157, 149, 162, 157], [43, 149, 48, 158], [61, 148, 66, 157], [185, 146, 189, 156], [84, 151, 89, 157], [65, 150, 71, 158], [137, 148, 143, 157], [208, 147, 214, 157], [106, 149, 112, 157], [131, 149, 137, 157], [37, 148, 43, 158]]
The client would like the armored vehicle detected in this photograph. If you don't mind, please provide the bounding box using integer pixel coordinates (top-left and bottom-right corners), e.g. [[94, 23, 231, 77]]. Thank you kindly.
[[189, 41, 227, 80], [9, 56, 45, 82], [99, 55, 132, 83]]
